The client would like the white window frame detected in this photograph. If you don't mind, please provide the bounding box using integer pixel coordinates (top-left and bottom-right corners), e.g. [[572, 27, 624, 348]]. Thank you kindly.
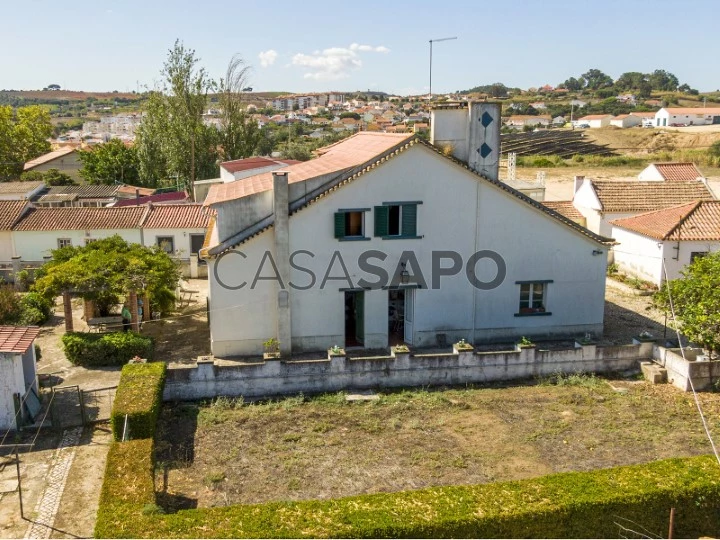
[[516, 281, 551, 316], [57, 238, 72, 248], [156, 236, 175, 254]]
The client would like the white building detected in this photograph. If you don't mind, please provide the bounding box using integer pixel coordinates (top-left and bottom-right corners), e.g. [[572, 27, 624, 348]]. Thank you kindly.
[[0, 326, 41, 431], [0, 181, 45, 202], [576, 115, 614, 128], [0, 201, 31, 264], [654, 107, 720, 127], [611, 200, 720, 285], [610, 114, 642, 128], [505, 115, 551, 128], [572, 177, 715, 237], [201, 103, 612, 357], [637, 162, 705, 182], [630, 112, 656, 127], [219, 157, 301, 183]]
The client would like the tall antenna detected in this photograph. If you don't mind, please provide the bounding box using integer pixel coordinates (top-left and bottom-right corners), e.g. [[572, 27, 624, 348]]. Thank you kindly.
[[428, 36, 457, 98]]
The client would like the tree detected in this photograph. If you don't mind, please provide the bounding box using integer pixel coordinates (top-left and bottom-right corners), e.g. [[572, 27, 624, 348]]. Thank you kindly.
[[647, 69, 679, 91], [581, 69, 613, 90], [615, 72, 646, 91], [217, 55, 262, 161], [33, 235, 180, 316], [20, 170, 45, 182], [655, 252, 720, 355], [0, 105, 53, 181], [43, 168, 76, 186], [561, 77, 582, 91], [135, 40, 218, 194], [78, 139, 139, 185]]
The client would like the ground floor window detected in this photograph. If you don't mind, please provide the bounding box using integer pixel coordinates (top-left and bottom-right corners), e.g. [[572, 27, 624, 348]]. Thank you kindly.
[[690, 251, 708, 264], [516, 281, 552, 316], [157, 236, 175, 254], [57, 238, 72, 248]]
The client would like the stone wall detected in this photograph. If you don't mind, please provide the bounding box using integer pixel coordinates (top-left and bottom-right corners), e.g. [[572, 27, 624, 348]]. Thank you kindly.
[[163, 342, 652, 402], [653, 345, 720, 391]]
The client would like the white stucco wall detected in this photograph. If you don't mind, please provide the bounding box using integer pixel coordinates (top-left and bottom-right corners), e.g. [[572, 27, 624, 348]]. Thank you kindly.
[[637, 164, 664, 181], [13, 229, 142, 261], [0, 353, 25, 431], [662, 240, 720, 282], [0, 231, 15, 262], [209, 144, 607, 356], [142, 227, 207, 259]]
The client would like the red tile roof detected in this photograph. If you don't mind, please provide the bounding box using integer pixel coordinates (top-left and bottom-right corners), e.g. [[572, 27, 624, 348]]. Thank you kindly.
[[114, 191, 189, 207], [142, 204, 210, 229], [115, 185, 156, 197], [611, 201, 720, 241], [591, 180, 714, 213], [23, 148, 77, 170], [663, 107, 720, 115], [220, 157, 300, 174], [541, 201, 585, 223], [205, 132, 413, 206], [13, 207, 147, 231], [0, 201, 29, 230], [651, 162, 704, 182], [0, 326, 41, 353]]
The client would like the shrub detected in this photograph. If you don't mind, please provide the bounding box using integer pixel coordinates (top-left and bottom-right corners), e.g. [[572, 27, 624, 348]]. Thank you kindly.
[[110, 362, 166, 441], [0, 286, 22, 324], [20, 292, 52, 325], [62, 331, 154, 367]]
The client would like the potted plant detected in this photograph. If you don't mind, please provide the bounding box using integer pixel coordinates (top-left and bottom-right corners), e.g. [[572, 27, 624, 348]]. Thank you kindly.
[[391, 344, 410, 356], [453, 339, 474, 353], [517, 336, 536, 349], [328, 344, 346, 358], [575, 333, 597, 348], [263, 338, 281, 360]]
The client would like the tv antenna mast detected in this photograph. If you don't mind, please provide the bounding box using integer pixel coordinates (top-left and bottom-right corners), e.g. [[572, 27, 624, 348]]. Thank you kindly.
[[429, 36, 457, 98]]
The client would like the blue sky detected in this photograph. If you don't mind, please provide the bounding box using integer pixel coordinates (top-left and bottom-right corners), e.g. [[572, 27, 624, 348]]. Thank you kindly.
[[2, 0, 719, 94]]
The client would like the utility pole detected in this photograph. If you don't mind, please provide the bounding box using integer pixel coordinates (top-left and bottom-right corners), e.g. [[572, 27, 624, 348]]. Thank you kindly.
[[428, 37, 457, 98]]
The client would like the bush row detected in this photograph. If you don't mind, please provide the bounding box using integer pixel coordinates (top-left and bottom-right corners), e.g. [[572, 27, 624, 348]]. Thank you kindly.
[[96, 445, 720, 538], [110, 362, 166, 441], [61, 331, 154, 367]]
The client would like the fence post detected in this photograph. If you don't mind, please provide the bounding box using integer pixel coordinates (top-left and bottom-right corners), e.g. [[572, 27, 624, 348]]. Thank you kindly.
[[78, 389, 87, 426]]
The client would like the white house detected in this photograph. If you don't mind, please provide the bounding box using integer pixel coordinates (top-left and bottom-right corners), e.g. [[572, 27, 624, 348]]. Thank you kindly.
[[637, 162, 705, 182], [572, 177, 715, 238], [140, 205, 210, 271], [610, 114, 642, 128], [576, 115, 614, 128], [505, 115, 551, 128], [0, 181, 45, 202], [654, 107, 720, 127], [630, 112, 656, 127], [201, 103, 612, 357], [0, 326, 41, 432], [219, 157, 301, 183], [611, 200, 720, 285], [23, 147, 82, 182], [0, 201, 31, 264]]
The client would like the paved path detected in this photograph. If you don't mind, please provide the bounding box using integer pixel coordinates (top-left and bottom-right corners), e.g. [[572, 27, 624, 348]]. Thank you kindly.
[[24, 427, 82, 539]]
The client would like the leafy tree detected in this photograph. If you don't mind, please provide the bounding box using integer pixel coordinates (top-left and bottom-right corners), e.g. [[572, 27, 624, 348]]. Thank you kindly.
[[581, 69, 613, 90], [78, 139, 139, 185], [648, 69, 679, 91], [135, 40, 218, 193], [561, 77, 582, 91], [217, 55, 262, 161], [33, 235, 180, 316], [655, 252, 720, 354], [615, 72, 646, 91], [43, 168, 76, 186], [0, 105, 53, 181], [340, 112, 361, 120], [638, 81, 653, 99], [20, 170, 45, 182]]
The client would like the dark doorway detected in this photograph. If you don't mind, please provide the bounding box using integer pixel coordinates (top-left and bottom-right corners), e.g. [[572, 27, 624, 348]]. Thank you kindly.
[[388, 289, 405, 346], [345, 291, 364, 347]]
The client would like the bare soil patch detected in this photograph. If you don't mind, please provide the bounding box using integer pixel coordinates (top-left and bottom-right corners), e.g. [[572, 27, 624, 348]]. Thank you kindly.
[[155, 377, 720, 511]]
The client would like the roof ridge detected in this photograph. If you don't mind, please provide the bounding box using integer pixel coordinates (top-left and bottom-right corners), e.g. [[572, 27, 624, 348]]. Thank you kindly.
[[666, 200, 703, 240]]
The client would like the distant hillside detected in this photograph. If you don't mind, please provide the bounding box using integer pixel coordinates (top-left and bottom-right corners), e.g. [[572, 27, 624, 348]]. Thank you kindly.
[[0, 90, 144, 106]]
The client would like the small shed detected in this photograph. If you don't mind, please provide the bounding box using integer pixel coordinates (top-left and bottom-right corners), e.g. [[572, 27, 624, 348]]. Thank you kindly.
[[0, 326, 41, 431]]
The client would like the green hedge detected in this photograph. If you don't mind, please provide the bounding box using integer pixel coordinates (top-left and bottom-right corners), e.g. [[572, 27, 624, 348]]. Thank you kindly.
[[96, 449, 720, 538], [62, 331, 154, 367], [110, 362, 166, 441]]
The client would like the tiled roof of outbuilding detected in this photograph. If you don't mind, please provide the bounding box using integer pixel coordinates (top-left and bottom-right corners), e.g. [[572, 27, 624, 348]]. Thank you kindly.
[[591, 180, 714, 213], [0, 326, 41, 353], [13, 207, 146, 231], [611, 200, 720, 241]]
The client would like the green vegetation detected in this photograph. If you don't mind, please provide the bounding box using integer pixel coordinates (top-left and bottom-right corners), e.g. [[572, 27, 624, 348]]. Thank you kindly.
[[78, 138, 139, 185], [517, 148, 720, 169], [62, 331, 154, 367], [655, 251, 720, 354], [0, 286, 53, 326], [110, 362, 166, 440], [0, 105, 53, 181], [19, 168, 76, 186]]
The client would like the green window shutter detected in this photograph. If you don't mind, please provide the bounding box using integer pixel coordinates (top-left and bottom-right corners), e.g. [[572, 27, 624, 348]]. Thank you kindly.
[[374, 206, 389, 237], [334, 212, 345, 238], [401, 204, 417, 236]]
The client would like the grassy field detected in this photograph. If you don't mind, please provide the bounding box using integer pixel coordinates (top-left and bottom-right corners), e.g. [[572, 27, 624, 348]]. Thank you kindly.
[[155, 377, 719, 511]]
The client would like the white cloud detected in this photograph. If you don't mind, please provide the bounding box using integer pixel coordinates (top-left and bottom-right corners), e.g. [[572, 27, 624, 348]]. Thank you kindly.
[[258, 49, 278, 67], [292, 43, 390, 80]]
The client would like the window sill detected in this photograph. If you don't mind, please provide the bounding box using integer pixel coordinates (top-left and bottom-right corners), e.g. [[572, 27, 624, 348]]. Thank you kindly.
[[514, 311, 552, 317], [338, 237, 371, 242], [380, 235, 423, 240]]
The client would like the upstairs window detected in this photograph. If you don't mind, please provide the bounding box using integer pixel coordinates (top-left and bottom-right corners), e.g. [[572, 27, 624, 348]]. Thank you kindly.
[[374, 202, 421, 239], [334, 209, 370, 241]]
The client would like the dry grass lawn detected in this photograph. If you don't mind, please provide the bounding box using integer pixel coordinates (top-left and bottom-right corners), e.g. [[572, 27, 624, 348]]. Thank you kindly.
[[155, 378, 720, 511]]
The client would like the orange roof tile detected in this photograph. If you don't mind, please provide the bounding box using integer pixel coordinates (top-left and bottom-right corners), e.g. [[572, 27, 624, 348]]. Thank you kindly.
[[611, 201, 720, 241], [541, 201, 585, 222], [204, 132, 413, 206], [663, 107, 720, 115], [652, 162, 704, 182], [591, 180, 714, 213], [13, 207, 146, 231], [0, 326, 41, 353], [143, 204, 210, 229], [579, 114, 613, 120], [0, 201, 29, 230]]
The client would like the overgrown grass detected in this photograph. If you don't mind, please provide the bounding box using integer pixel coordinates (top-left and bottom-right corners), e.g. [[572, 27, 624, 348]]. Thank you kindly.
[[539, 372, 604, 389]]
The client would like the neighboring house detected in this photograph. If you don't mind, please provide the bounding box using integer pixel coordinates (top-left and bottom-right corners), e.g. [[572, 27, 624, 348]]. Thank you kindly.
[[0, 326, 41, 432], [0, 201, 31, 263], [529, 102, 547, 110], [610, 114, 642, 128], [569, 99, 587, 108], [201, 104, 612, 357], [33, 185, 120, 208], [0, 181, 45, 201], [541, 201, 586, 227], [630, 111, 657, 127], [219, 157, 301, 183], [113, 191, 190, 207], [611, 200, 720, 285], [576, 115, 613, 128], [637, 162, 705, 182], [23, 148, 82, 181], [140, 205, 210, 266], [572, 177, 715, 237], [552, 116, 566, 126], [654, 107, 720, 127], [505, 115, 551, 128]]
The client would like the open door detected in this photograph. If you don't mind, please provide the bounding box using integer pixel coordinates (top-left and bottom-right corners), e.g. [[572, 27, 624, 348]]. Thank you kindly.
[[345, 291, 364, 347], [403, 288, 414, 345]]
